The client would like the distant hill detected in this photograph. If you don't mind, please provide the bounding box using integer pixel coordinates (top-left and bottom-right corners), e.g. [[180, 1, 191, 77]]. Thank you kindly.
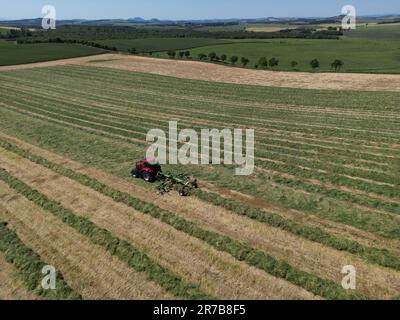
[[1, 14, 399, 28]]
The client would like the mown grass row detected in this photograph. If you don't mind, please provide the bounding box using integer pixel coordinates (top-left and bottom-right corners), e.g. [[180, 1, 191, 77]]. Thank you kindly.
[[195, 189, 400, 270], [4, 83, 397, 170], [2, 99, 398, 224], [2, 68, 400, 146], [1, 108, 398, 239], [4, 83, 396, 166], [4, 98, 399, 219], [0, 168, 211, 300], [4, 74, 400, 138], [9, 65, 400, 112], [8, 84, 397, 183], [0, 142, 366, 299], [3, 73, 400, 149], [5, 70, 400, 142], [0, 221, 81, 300], [3, 138, 399, 270], [256, 172, 400, 216], [0, 140, 400, 271], [2, 88, 397, 187], [2, 97, 398, 202]]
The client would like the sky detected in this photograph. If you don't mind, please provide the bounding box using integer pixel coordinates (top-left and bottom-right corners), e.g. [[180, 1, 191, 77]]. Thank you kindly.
[[1, 0, 400, 20]]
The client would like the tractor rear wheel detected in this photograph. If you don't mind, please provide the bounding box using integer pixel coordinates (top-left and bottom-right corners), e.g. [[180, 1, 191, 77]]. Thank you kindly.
[[142, 171, 155, 183], [179, 186, 191, 197]]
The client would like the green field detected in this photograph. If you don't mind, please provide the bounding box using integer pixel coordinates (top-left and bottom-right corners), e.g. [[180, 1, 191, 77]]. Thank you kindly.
[[0, 40, 107, 66], [345, 23, 400, 40], [156, 38, 400, 73], [0, 28, 10, 36], [95, 37, 232, 53]]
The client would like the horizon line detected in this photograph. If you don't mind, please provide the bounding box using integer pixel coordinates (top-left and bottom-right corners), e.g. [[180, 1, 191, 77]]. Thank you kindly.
[[1, 12, 400, 22]]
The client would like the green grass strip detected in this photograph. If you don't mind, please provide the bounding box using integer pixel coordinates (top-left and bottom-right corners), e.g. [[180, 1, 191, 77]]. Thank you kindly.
[[195, 189, 400, 271], [0, 140, 367, 300], [0, 168, 212, 300], [0, 221, 81, 300]]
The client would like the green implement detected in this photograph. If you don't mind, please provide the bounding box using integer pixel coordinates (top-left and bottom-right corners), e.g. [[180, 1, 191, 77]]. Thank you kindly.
[[156, 173, 199, 197]]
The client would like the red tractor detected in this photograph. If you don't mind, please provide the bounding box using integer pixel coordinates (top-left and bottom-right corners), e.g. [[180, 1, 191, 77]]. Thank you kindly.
[[131, 158, 162, 183]]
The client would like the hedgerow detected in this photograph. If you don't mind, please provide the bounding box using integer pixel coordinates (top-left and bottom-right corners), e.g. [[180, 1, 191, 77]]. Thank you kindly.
[[0, 221, 81, 299], [0, 142, 367, 299], [0, 168, 211, 300]]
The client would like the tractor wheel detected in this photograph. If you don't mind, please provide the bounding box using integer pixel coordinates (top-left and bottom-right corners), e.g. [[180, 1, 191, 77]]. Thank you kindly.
[[142, 171, 155, 183], [179, 186, 191, 197], [131, 169, 141, 178]]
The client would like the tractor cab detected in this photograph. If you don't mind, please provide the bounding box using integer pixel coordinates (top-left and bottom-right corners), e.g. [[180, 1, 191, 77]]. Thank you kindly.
[[131, 157, 162, 182]]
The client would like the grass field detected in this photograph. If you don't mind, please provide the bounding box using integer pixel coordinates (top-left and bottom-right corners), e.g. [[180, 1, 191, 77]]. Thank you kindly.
[[95, 38, 232, 53], [0, 40, 107, 66], [165, 38, 400, 73], [0, 28, 10, 36], [0, 64, 399, 299], [345, 23, 400, 40], [245, 24, 298, 32]]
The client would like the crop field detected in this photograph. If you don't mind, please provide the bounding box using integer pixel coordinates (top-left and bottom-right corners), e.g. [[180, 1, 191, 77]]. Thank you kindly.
[[0, 63, 399, 300], [177, 38, 400, 73], [345, 23, 400, 40], [0, 40, 106, 66]]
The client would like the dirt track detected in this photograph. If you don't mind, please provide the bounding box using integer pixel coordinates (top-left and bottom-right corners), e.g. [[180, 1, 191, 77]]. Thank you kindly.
[[1, 53, 400, 92]]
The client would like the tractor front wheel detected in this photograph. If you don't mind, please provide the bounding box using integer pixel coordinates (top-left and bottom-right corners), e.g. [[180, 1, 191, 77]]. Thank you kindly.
[[131, 169, 141, 178]]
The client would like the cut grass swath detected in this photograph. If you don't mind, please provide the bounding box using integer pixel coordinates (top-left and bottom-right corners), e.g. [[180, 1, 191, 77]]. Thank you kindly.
[[1, 138, 399, 272], [0, 143, 367, 300], [0, 220, 81, 300], [0, 168, 212, 300]]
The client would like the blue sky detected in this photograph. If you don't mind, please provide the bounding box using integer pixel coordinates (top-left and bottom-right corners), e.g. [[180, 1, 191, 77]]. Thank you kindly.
[[1, 0, 400, 20]]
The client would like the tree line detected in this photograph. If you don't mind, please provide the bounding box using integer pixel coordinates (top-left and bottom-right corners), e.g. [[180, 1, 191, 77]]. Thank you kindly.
[[3, 25, 343, 42], [164, 50, 344, 71]]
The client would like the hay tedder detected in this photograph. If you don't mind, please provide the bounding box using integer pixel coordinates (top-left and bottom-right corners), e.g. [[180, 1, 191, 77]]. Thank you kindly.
[[131, 158, 198, 196]]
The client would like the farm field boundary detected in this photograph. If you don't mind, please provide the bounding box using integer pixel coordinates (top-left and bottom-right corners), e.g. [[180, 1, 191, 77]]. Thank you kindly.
[[0, 54, 400, 91]]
